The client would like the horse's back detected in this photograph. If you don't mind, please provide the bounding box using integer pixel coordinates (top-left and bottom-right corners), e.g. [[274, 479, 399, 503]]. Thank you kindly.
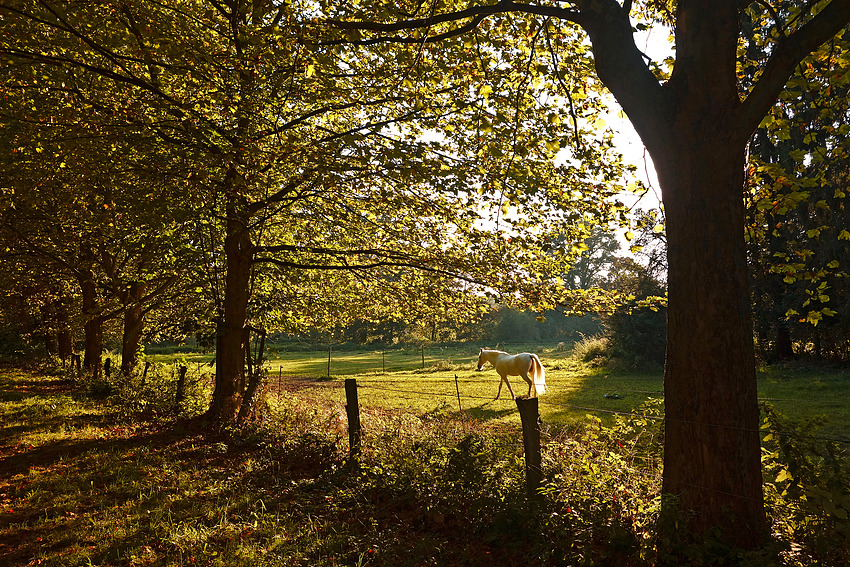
[[495, 352, 532, 375]]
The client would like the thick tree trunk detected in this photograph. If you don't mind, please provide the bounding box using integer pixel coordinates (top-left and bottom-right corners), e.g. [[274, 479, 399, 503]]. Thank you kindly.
[[55, 300, 73, 361], [120, 282, 145, 376], [583, 1, 770, 550], [78, 269, 103, 381], [653, 137, 765, 549], [207, 205, 253, 422]]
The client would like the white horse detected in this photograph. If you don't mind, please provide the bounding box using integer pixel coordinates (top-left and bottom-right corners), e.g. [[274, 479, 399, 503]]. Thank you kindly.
[[476, 348, 547, 400]]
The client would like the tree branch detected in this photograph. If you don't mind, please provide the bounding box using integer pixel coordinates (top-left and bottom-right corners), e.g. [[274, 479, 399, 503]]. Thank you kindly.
[[255, 255, 485, 285], [741, 0, 850, 135], [327, 1, 583, 45]]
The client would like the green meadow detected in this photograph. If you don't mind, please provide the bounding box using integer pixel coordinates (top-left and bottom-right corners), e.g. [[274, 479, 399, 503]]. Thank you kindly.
[[147, 343, 850, 438]]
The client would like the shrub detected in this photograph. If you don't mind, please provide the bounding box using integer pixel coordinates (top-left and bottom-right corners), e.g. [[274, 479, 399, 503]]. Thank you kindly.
[[761, 403, 850, 565], [603, 305, 667, 369], [571, 334, 609, 363]]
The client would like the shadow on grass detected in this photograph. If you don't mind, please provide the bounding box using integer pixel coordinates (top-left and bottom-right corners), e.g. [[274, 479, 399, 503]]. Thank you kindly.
[[462, 403, 516, 422]]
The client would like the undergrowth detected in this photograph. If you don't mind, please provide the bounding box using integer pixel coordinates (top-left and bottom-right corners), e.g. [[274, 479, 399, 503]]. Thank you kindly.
[[2, 365, 849, 566]]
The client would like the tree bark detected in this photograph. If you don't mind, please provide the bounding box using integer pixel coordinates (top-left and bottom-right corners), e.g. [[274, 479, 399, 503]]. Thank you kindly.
[[207, 195, 253, 422], [78, 268, 103, 381], [120, 281, 146, 376], [581, 0, 768, 549], [653, 137, 765, 549]]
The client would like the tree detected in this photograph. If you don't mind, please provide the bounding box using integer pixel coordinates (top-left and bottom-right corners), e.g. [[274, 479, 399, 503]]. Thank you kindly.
[[330, 0, 850, 550], [0, 62, 195, 378], [564, 227, 620, 290], [744, 14, 850, 361], [2, 0, 630, 422]]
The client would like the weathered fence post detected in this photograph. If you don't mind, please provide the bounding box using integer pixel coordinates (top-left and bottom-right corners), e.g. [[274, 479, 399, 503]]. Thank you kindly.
[[454, 374, 463, 412], [516, 397, 543, 500], [344, 378, 362, 463], [175, 365, 188, 413]]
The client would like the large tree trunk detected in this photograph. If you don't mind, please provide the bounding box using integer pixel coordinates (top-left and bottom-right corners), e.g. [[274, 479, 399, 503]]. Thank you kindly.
[[584, 1, 768, 549], [207, 200, 253, 422], [120, 281, 145, 376], [653, 138, 765, 548]]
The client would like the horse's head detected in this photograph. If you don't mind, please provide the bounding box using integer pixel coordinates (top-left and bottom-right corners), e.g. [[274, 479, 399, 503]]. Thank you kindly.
[[476, 348, 486, 371]]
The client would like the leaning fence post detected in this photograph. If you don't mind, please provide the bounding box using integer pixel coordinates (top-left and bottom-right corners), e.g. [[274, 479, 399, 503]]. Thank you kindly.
[[516, 397, 543, 500], [344, 378, 362, 462]]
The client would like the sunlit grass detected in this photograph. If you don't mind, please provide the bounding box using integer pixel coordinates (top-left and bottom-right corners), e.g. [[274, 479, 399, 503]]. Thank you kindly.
[[141, 343, 850, 438], [4, 352, 850, 565]]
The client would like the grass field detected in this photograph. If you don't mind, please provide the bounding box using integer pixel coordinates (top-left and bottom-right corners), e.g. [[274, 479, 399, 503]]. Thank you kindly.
[[0, 366, 661, 566], [146, 343, 850, 438], [3, 348, 850, 565]]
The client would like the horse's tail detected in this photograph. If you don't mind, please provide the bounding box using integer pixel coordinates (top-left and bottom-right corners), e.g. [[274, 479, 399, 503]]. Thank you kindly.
[[529, 354, 546, 395]]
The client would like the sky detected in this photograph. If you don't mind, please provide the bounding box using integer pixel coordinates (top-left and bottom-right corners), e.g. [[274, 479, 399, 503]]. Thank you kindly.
[[605, 24, 674, 229]]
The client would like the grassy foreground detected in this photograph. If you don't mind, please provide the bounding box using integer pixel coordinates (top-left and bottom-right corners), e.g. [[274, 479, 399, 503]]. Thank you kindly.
[[0, 364, 663, 566], [2, 353, 850, 566]]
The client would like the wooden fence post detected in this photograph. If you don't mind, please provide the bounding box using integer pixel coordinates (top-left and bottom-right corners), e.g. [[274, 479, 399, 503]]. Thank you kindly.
[[516, 397, 543, 500], [328, 346, 332, 378], [175, 365, 188, 413], [344, 378, 362, 462]]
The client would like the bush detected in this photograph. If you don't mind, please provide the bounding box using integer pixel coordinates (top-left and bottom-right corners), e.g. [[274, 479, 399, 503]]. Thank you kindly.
[[761, 403, 850, 565], [603, 306, 667, 369], [571, 334, 609, 363]]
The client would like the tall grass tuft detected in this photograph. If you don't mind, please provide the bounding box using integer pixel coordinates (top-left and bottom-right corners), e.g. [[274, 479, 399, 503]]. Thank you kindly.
[[571, 334, 609, 363]]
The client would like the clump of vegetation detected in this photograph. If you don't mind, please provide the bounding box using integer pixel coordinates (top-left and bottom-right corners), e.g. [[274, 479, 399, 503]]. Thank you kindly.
[[761, 404, 850, 565], [571, 334, 609, 364], [4, 366, 850, 566]]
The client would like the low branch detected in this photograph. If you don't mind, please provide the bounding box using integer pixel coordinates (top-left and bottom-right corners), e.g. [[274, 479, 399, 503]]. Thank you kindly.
[[254, 255, 485, 285], [326, 1, 582, 45]]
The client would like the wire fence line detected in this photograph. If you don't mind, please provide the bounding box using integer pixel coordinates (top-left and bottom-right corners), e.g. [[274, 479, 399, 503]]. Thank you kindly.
[[348, 378, 850, 447], [337, 378, 850, 514], [137, 356, 850, 447], [126, 361, 845, 510]]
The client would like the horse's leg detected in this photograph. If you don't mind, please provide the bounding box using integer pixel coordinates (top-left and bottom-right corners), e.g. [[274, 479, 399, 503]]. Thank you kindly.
[[503, 375, 516, 399], [521, 371, 534, 398], [495, 376, 505, 400]]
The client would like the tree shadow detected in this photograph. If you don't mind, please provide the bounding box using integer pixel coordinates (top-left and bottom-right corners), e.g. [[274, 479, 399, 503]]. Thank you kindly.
[[462, 403, 516, 422]]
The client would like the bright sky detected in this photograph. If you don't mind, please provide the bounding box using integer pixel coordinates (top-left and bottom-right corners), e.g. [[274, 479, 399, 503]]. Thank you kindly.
[[606, 24, 673, 225]]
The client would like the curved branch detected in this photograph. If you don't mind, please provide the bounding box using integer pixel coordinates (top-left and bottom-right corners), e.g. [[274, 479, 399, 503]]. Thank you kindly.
[[254, 255, 485, 285], [327, 1, 583, 45], [741, 0, 850, 135]]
